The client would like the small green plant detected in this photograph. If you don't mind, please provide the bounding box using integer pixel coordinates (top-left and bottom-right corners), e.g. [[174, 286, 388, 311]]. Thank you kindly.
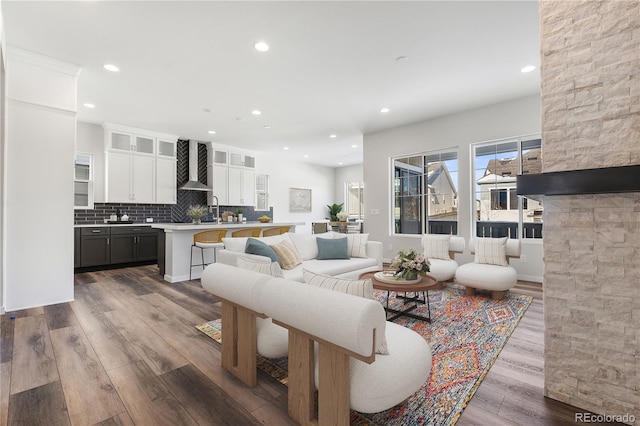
[[186, 204, 208, 220], [326, 203, 344, 221], [234, 208, 244, 216]]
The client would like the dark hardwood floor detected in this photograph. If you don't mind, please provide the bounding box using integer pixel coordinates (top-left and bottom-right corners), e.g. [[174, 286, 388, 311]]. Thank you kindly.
[[0, 265, 603, 425]]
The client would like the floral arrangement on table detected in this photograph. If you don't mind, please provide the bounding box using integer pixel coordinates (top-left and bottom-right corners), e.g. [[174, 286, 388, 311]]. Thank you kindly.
[[389, 248, 430, 281], [186, 205, 208, 223]]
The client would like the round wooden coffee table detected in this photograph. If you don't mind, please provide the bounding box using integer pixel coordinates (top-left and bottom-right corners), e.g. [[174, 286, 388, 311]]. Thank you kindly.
[[359, 270, 438, 322]]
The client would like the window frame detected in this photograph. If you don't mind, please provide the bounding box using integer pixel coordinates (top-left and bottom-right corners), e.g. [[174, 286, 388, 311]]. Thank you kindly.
[[391, 148, 459, 236], [470, 134, 542, 240]]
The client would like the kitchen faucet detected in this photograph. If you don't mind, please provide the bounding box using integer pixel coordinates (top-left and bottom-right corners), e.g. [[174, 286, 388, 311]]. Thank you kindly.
[[209, 196, 220, 224]]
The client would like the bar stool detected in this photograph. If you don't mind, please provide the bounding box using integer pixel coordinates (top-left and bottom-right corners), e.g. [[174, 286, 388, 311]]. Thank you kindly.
[[262, 226, 291, 237], [231, 228, 261, 238], [190, 229, 228, 280]]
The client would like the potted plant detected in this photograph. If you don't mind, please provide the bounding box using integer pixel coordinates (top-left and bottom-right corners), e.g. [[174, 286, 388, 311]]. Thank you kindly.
[[326, 203, 344, 221], [186, 205, 208, 224], [235, 208, 244, 222]]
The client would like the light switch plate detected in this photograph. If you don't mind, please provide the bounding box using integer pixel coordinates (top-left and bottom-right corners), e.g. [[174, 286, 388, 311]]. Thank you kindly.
[[146, 218, 153, 223]]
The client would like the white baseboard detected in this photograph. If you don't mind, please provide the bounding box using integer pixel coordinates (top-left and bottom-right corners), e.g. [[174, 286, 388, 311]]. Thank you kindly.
[[518, 274, 542, 283]]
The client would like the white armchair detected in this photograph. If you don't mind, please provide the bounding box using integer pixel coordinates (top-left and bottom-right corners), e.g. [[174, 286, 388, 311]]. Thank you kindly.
[[421, 234, 466, 284], [455, 237, 521, 300]]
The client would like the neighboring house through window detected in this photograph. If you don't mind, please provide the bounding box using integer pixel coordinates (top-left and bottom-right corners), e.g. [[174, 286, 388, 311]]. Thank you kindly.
[[393, 150, 458, 235], [473, 137, 542, 239]]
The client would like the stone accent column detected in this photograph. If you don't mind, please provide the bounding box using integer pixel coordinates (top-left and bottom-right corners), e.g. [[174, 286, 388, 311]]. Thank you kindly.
[[540, 1, 640, 421]]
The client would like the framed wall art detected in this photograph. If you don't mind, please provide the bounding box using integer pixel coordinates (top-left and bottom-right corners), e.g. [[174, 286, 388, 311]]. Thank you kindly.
[[289, 187, 312, 212]]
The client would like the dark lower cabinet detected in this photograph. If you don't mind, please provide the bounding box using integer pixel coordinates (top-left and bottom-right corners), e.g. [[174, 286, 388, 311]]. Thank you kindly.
[[110, 227, 158, 264], [77, 226, 157, 269], [136, 233, 158, 261], [110, 233, 136, 264], [74, 228, 81, 268], [80, 227, 111, 267]]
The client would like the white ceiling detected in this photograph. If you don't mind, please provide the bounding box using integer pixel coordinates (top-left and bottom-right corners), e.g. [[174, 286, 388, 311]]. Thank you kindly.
[[2, 1, 540, 168]]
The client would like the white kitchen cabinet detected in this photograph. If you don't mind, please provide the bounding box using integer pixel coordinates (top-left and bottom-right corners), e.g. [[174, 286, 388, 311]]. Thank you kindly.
[[103, 123, 178, 204], [229, 151, 255, 168], [106, 151, 155, 203], [211, 165, 229, 204], [156, 157, 177, 204], [228, 167, 255, 206]]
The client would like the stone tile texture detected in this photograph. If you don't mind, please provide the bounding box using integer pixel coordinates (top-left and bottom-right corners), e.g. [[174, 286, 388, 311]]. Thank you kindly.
[[541, 1, 640, 423]]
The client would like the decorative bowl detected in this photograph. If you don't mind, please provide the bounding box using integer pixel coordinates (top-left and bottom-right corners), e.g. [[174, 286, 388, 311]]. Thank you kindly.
[[258, 217, 271, 223]]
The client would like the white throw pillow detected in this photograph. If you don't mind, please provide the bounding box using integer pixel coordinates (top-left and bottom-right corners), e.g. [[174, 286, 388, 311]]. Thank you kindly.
[[302, 269, 388, 355], [423, 234, 451, 260], [474, 237, 509, 267], [237, 257, 284, 278], [346, 233, 368, 258], [221, 237, 248, 252], [269, 240, 303, 270], [288, 233, 319, 260]]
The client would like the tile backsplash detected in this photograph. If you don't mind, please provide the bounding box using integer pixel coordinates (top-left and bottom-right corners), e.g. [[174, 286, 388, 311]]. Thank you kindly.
[[74, 203, 172, 224]]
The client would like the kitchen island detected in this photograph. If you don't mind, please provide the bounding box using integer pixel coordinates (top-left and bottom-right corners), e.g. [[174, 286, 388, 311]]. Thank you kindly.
[[152, 221, 304, 282]]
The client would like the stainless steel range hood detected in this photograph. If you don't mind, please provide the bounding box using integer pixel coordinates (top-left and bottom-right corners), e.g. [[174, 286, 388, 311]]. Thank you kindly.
[[179, 140, 211, 191]]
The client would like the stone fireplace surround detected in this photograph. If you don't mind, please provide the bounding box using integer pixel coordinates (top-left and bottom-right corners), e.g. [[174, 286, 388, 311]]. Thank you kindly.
[[538, 1, 639, 422]]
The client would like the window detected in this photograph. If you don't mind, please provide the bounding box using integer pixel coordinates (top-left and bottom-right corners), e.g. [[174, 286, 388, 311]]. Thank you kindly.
[[345, 182, 364, 220], [74, 153, 93, 209], [473, 137, 542, 239], [255, 174, 269, 211], [393, 150, 458, 235]]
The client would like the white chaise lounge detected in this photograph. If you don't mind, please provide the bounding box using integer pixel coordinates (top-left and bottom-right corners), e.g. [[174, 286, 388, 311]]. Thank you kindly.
[[201, 263, 431, 425]]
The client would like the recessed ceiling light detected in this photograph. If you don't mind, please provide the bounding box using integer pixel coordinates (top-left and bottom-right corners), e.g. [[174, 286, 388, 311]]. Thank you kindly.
[[338, 162, 344, 166], [329, 134, 337, 139], [380, 107, 390, 113], [395, 56, 408, 62], [103, 64, 119, 72], [521, 65, 536, 73], [303, 155, 309, 158], [263, 125, 271, 129], [283, 147, 289, 150], [254, 41, 270, 52], [251, 110, 262, 116], [351, 144, 358, 148], [83, 103, 95, 109], [207, 130, 216, 135]]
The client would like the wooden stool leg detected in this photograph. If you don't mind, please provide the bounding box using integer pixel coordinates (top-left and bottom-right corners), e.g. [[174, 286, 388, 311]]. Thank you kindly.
[[287, 331, 315, 425], [492, 290, 506, 300], [465, 287, 476, 297], [221, 302, 257, 387], [318, 343, 350, 426]]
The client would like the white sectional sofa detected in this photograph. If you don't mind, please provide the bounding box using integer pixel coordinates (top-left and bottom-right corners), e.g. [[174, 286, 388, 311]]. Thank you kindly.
[[217, 231, 383, 281], [201, 263, 431, 425]]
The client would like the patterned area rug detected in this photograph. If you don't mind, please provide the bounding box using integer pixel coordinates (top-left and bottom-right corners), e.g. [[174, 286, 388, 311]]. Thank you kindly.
[[196, 285, 532, 426]]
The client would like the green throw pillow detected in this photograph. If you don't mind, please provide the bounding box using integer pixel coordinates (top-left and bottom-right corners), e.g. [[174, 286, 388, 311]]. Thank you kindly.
[[245, 238, 281, 264], [316, 237, 349, 260]]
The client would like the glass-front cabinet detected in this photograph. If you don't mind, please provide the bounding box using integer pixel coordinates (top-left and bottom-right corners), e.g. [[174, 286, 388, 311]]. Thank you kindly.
[[74, 153, 93, 209]]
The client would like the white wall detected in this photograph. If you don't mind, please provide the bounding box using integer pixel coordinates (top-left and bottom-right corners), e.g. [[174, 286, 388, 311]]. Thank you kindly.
[[363, 94, 543, 281], [0, 3, 5, 313], [77, 121, 105, 202], [5, 48, 80, 310], [256, 153, 335, 235]]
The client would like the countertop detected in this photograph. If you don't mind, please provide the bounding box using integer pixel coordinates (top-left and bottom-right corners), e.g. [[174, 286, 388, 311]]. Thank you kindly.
[[74, 222, 163, 228], [151, 221, 304, 231]]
